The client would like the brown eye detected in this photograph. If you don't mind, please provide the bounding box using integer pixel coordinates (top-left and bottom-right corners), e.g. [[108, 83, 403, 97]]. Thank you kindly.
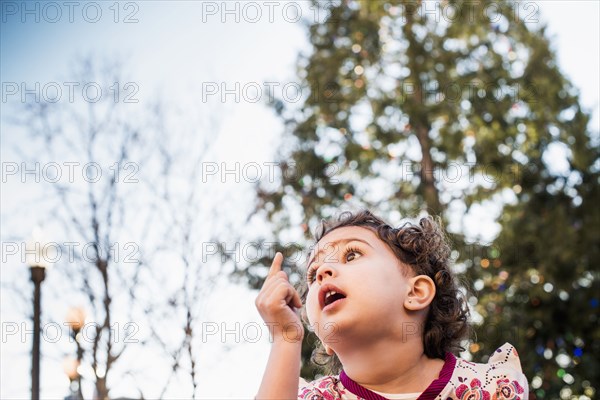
[[344, 247, 361, 262]]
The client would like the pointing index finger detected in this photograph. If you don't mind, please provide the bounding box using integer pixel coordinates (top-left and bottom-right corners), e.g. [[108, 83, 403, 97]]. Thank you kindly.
[[267, 252, 283, 279]]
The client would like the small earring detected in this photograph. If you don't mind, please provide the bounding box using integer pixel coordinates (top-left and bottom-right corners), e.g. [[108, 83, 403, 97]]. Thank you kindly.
[[408, 299, 412, 303]]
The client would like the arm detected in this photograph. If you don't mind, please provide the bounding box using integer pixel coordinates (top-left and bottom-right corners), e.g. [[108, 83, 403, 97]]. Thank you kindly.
[[255, 253, 305, 400], [256, 338, 303, 399]]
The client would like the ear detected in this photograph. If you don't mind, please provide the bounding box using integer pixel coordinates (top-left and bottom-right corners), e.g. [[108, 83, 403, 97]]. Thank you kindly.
[[324, 344, 335, 356], [405, 275, 436, 311]]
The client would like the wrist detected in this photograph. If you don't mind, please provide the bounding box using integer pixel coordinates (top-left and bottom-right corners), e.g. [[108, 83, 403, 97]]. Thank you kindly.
[[272, 329, 304, 345], [267, 321, 304, 344]]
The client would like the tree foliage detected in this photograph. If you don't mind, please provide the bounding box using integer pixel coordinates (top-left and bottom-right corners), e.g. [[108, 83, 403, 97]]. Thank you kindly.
[[250, 1, 599, 398]]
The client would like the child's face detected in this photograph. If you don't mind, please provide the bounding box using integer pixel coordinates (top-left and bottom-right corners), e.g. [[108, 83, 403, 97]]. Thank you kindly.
[[305, 226, 415, 346]]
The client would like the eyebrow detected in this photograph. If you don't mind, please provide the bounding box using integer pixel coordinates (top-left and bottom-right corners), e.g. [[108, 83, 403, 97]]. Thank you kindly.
[[307, 238, 373, 270]]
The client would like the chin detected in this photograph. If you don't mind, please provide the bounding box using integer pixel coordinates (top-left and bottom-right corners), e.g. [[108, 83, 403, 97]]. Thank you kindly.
[[316, 312, 357, 340]]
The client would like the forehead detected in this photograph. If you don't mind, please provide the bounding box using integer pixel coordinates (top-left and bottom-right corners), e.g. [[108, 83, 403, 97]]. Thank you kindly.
[[308, 226, 379, 257]]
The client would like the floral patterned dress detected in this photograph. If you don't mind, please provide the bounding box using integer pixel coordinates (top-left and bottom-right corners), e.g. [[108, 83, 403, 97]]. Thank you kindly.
[[298, 343, 528, 400]]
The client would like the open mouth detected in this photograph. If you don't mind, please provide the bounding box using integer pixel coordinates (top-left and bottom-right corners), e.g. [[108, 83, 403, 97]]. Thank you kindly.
[[324, 291, 346, 307], [319, 284, 347, 310]]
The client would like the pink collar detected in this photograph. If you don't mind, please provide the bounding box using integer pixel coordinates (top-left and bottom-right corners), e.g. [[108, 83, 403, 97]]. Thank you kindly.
[[339, 352, 456, 400]]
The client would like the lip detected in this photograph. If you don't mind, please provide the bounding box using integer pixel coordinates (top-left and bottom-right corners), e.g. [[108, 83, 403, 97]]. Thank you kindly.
[[319, 283, 347, 311], [322, 297, 346, 313]]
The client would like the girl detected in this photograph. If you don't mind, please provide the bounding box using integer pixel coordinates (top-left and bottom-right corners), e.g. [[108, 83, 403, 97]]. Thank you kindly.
[[255, 210, 527, 400]]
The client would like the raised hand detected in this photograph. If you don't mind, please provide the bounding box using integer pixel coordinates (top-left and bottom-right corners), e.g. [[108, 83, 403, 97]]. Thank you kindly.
[[255, 252, 304, 343]]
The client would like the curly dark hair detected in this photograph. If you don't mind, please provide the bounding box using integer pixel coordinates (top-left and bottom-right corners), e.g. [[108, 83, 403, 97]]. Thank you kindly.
[[297, 210, 470, 375]]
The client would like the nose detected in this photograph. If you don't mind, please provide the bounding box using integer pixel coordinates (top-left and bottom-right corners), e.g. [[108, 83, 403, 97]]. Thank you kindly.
[[316, 264, 336, 284]]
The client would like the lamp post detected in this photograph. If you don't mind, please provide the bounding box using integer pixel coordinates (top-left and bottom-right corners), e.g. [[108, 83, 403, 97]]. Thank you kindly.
[[65, 307, 86, 400], [30, 265, 45, 400], [25, 227, 51, 400]]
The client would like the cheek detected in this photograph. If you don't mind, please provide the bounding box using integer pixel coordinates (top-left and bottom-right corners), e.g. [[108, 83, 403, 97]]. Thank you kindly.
[[305, 288, 319, 324]]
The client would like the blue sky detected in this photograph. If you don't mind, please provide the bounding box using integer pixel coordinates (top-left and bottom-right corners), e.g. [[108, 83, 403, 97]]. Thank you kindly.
[[1, 1, 599, 398]]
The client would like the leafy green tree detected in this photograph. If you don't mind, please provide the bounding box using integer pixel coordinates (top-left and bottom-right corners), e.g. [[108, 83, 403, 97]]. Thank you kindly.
[[247, 1, 599, 398]]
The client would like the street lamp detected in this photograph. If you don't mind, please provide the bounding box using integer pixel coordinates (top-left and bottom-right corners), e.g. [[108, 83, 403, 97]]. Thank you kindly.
[[25, 227, 52, 400], [65, 307, 86, 400], [63, 357, 80, 400]]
